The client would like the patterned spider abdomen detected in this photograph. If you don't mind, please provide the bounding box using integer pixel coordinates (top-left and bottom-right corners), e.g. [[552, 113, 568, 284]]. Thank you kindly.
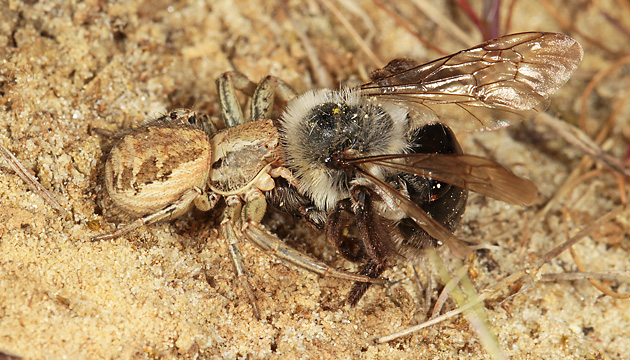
[[105, 122, 212, 218]]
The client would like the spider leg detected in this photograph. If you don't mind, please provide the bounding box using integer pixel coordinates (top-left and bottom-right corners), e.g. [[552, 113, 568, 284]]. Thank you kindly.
[[242, 190, 386, 284], [221, 195, 261, 319], [216, 71, 254, 127], [250, 75, 297, 121], [93, 186, 218, 241], [217, 71, 297, 127]]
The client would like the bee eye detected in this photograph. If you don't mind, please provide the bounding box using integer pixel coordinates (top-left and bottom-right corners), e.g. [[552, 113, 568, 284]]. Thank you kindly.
[[188, 116, 197, 125]]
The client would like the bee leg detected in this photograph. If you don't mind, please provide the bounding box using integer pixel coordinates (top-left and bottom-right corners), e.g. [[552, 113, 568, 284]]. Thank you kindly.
[[345, 187, 395, 306], [93, 187, 210, 241], [250, 76, 297, 121], [346, 260, 388, 306], [325, 199, 367, 262], [221, 195, 261, 320], [241, 191, 386, 284]]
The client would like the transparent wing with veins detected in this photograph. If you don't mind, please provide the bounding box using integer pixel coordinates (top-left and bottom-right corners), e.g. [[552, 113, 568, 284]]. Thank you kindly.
[[355, 166, 473, 258], [350, 152, 538, 257], [360, 32, 584, 132], [351, 154, 538, 206]]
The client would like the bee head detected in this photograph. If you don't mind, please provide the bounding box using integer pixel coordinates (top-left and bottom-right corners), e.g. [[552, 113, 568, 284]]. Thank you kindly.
[[280, 88, 408, 211]]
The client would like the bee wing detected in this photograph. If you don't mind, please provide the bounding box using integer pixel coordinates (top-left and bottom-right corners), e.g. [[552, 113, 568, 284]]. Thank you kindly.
[[360, 32, 583, 132], [353, 153, 538, 205], [355, 166, 473, 258]]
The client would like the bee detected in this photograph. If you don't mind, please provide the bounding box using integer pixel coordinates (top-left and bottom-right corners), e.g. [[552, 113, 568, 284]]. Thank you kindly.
[[267, 32, 584, 304]]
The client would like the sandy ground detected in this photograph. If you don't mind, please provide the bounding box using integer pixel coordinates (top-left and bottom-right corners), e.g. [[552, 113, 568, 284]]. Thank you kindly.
[[0, 0, 629, 359]]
